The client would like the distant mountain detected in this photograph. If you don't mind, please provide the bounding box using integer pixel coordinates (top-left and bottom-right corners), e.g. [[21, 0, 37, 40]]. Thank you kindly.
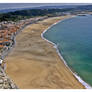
[[31, 4, 92, 11], [0, 4, 83, 13], [31, 5, 79, 9], [0, 4, 92, 14], [0, 4, 81, 13]]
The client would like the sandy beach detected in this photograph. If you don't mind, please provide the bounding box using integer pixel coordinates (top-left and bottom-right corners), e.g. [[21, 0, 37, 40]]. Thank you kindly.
[[5, 15, 85, 89]]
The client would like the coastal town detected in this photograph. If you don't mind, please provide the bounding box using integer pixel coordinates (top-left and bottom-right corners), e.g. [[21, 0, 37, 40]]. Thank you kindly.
[[0, 16, 48, 88], [0, 16, 47, 68], [0, 19, 27, 68]]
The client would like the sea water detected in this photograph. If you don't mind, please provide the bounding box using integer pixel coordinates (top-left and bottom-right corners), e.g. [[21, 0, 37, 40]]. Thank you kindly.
[[43, 15, 92, 86]]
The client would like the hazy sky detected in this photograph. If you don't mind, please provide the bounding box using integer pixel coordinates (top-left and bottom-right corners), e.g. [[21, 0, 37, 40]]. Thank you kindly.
[[0, 3, 91, 10]]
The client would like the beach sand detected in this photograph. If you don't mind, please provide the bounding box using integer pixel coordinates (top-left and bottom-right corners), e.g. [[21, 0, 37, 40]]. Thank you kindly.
[[5, 16, 85, 89]]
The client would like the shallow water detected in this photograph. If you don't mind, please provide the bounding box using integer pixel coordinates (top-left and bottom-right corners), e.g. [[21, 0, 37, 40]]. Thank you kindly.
[[43, 15, 92, 86]]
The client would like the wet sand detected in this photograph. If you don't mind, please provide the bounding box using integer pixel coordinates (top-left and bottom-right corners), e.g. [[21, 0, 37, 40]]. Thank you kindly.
[[5, 16, 85, 89]]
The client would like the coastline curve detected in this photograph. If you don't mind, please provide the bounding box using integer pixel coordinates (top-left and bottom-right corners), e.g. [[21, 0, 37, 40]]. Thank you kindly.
[[41, 16, 92, 89]]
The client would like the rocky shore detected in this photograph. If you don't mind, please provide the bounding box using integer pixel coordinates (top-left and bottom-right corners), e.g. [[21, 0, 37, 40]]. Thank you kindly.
[[0, 66, 17, 89]]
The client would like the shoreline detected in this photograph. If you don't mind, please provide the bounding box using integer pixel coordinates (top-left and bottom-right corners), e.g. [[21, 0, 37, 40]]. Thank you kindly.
[[5, 16, 85, 88], [1, 16, 48, 61], [41, 17, 92, 89]]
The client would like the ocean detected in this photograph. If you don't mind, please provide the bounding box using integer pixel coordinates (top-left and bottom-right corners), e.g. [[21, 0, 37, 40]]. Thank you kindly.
[[43, 15, 92, 87]]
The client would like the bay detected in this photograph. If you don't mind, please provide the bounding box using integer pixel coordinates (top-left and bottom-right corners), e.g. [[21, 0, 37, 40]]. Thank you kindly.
[[43, 15, 92, 86]]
